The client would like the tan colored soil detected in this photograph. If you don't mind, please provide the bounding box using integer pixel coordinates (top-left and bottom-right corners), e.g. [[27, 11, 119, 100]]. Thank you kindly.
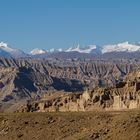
[[0, 111, 140, 140]]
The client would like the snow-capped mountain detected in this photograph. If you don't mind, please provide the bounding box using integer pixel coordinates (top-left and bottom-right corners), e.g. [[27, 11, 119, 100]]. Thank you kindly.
[[1, 41, 140, 59], [30, 48, 46, 55], [0, 42, 27, 58], [65, 42, 140, 54], [30, 48, 63, 55], [65, 44, 102, 54], [102, 42, 140, 54], [48, 48, 63, 53], [30, 42, 140, 57]]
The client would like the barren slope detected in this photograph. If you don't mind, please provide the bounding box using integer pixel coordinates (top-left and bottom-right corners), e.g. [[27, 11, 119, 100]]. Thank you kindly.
[[0, 111, 140, 140]]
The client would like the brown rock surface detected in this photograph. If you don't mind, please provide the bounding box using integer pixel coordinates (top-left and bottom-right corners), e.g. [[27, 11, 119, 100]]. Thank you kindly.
[[0, 57, 140, 112], [19, 70, 140, 112]]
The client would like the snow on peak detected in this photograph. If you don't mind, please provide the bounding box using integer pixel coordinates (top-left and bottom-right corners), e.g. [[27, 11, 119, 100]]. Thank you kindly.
[[0, 42, 8, 47], [58, 48, 63, 52], [0, 42, 27, 58], [49, 48, 55, 53], [0, 42, 14, 52], [102, 42, 140, 54], [65, 42, 140, 54], [1, 41, 139, 57], [47, 48, 63, 53], [30, 48, 46, 55], [65, 44, 97, 53]]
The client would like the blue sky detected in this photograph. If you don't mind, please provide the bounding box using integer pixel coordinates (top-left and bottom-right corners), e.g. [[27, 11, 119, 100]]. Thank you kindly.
[[0, 0, 140, 52]]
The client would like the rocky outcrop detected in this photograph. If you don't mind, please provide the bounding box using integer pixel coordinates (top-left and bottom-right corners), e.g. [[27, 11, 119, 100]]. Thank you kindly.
[[19, 70, 140, 112], [0, 57, 140, 112], [0, 57, 139, 91], [0, 66, 85, 103]]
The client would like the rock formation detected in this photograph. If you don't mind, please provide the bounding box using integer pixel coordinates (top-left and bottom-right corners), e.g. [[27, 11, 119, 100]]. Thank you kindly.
[[0, 57, 140, 112], [18, 70, 140, 112]]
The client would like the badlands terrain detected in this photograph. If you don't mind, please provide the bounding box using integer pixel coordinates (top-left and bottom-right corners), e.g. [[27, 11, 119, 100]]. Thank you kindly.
[[0, 57, 140, 112], [0, 56, 140, 140]]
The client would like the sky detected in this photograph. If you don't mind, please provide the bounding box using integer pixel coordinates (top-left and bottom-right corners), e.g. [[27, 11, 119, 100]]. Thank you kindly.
[[0, 0, 140, 52]]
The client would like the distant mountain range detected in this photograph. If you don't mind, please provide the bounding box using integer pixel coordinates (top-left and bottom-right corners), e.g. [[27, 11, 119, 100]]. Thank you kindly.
[[0, 42, 28, 58], [30, 42, 140, 55], [1, 41, 140, 59]]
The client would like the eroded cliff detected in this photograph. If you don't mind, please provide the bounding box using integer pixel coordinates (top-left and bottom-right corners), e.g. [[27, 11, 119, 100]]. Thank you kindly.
[[20, 70, 140, 112]]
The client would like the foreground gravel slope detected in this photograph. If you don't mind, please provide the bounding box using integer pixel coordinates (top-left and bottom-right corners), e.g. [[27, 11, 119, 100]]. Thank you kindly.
[[0, 111, 140, 140]]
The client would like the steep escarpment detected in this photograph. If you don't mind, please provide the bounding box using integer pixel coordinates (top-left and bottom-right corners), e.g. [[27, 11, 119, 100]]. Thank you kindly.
[[0, 67, 16, 101], [0, 66, 52, 102], [0, 57, 140, 112], [0, 65, 85, 102], [20, 70, 140, 112], [0, 58, 139, 88]]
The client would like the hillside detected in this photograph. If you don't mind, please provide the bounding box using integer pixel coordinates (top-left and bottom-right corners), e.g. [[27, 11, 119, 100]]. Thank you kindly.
[[0, 57, 140, 112], [0, 111, 140, 140]]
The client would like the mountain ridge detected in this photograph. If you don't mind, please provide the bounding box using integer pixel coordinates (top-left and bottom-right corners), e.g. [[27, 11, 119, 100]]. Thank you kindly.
[[31, 41, 140, 55], [29, 42, 140, 56], [0, 42, 28, 58], [1, 41, 140, 58]]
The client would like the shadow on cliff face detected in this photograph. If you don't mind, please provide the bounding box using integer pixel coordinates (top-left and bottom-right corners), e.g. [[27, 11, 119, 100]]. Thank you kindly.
[[51, 77, 85, 92], [14, 67, 37, 92], [13, 67, 85, 96]]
